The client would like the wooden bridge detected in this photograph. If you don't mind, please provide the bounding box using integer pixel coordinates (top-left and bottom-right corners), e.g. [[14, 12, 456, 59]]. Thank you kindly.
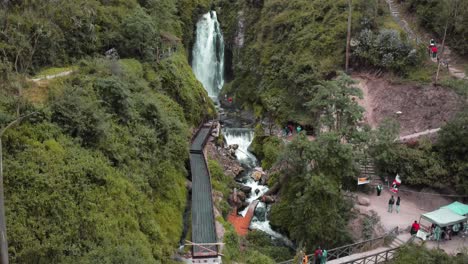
[[189, 122, 220, 261], [277, 227, 410, 264]]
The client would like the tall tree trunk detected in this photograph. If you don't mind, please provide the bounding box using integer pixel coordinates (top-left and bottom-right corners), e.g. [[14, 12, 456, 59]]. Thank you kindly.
[[435, 18, 449, 85], [345, 0, 352, 73]]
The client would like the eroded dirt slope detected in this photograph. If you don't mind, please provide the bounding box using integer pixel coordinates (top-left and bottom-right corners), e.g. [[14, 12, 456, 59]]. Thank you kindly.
[[354, 74, 465, 136]]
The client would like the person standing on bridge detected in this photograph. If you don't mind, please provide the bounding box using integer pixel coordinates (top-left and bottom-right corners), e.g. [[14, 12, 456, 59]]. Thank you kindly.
[[314, 246, 322, 264], [388, 195, 395, 213], [321, 249, 327, 264]]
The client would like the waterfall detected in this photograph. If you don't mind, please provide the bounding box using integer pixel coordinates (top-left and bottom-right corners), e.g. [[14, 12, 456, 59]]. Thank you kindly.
[[192, 11, 225, 99]]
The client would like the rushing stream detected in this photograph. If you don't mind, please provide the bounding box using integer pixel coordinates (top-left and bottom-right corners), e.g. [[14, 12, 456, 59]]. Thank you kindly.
[[191, 9, 291, 245], [223, 128, 288, 240]]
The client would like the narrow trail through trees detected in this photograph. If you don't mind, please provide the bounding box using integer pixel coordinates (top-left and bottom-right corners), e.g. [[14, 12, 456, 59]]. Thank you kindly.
[[385, 0, 467, 80]]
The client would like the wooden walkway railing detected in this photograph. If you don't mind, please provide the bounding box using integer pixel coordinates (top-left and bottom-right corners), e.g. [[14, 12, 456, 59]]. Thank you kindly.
[[341, 247, 398, 264], [277, 227, 399, 264]]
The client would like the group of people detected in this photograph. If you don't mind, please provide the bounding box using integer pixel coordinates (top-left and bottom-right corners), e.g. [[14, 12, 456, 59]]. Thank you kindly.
[[428, 222, 465, 241], [387, 195, 401, 214], [298, 246, 327, 264], [283, 124, 302, 137], [377, 184, 402, 214]]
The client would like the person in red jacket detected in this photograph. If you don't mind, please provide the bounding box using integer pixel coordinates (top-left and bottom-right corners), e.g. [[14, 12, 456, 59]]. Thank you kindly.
[[431, 45, 438, 59], [314, 246, 322, 264], [411, 220, 420, 235]]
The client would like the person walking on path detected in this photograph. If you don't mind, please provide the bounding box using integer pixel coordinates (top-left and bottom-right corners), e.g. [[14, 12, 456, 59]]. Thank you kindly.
[[321, 249, 327, 264], [376, 184, 383, 196], [388, 196, 395, 213], [395, 196, 401, 213], [314, 247, 322, 264]]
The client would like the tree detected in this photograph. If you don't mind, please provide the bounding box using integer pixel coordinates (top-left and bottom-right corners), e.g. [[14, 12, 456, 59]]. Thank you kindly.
[[436, 110, 468, 194], [304, 73, 363, 138]]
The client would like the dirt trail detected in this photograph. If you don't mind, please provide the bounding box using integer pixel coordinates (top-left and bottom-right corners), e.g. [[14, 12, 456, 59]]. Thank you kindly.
[[385, 0, 467, 80], [30, 70, 74, 82]]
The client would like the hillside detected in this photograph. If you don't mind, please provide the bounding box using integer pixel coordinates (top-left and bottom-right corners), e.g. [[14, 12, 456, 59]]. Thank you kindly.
[[0, 1, 215, 262]]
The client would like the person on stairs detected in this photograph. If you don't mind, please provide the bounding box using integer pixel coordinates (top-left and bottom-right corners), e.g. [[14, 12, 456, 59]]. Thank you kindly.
[[396, 196, 401, 213], [388, 195, 395, 213]]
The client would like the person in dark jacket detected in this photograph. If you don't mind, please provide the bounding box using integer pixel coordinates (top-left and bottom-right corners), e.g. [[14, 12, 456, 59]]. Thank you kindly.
[[376, 184, 383, 196], [388, 196, 395, 213], [396, 196, 401, 213]]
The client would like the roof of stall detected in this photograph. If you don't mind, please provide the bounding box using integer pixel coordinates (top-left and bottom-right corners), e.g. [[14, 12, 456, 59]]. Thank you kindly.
[[421, 208, 467, 227], [441, 201, 468, 216]]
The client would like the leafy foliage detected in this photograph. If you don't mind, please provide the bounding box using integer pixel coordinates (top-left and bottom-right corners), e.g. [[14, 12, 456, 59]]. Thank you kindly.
[[392, 244, 468, 264], [269, 134, 354, 248], [370, 115, 467, 195], [353, 29, 421, 73]]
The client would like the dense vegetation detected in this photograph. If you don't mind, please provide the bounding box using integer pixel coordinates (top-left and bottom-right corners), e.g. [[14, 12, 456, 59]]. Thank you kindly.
[[392, 244, 468, 264], [0, 0, 216, 262], [371, 111, 468, 195], [217, 0, 423, 125], [268, 133, 356, 249]]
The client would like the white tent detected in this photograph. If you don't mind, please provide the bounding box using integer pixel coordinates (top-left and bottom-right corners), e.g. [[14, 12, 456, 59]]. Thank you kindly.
[[420, 208, 467, 227]]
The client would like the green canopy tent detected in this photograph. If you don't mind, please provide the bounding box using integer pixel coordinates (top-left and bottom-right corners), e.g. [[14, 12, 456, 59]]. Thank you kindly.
[[441, 201, 468, 216], [420, 208, 467, 227]]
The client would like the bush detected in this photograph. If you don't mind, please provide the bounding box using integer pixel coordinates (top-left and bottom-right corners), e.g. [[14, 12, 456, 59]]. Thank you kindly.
[[353, 29, 421, 73]]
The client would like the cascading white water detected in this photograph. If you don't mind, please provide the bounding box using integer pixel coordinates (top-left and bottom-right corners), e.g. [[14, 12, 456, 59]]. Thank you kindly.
[[223, 128, 291, 244], [223, 128, 257, 168], [192, 11, 225, 99]]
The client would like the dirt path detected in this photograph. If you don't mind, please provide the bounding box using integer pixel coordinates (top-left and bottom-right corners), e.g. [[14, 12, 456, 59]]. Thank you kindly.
[[30, 70, 74, 82], [385, 0, 467, 80], [354, 76, 378, 129]]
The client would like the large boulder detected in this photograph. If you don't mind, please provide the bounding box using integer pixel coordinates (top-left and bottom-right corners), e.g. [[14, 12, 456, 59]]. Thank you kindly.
[[260, 195, 276, 204], [358, 197, 371, 206], [237, 184, 252, 194]]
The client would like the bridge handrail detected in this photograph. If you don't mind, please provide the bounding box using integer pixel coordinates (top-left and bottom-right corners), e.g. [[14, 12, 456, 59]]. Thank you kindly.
[[277, 226, 399, 264], [341, 247, 398, 264]]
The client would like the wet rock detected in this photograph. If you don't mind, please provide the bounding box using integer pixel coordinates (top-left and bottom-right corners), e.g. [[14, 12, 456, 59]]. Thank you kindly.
[[259, 173, 269, 185], [254, 189, 260, 195], [251, 167, 265, 181], [260, 195, 276, 204], [237, 184, 252, 194], [237, 191, 247, 201], [254, 206, 267, 221]]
